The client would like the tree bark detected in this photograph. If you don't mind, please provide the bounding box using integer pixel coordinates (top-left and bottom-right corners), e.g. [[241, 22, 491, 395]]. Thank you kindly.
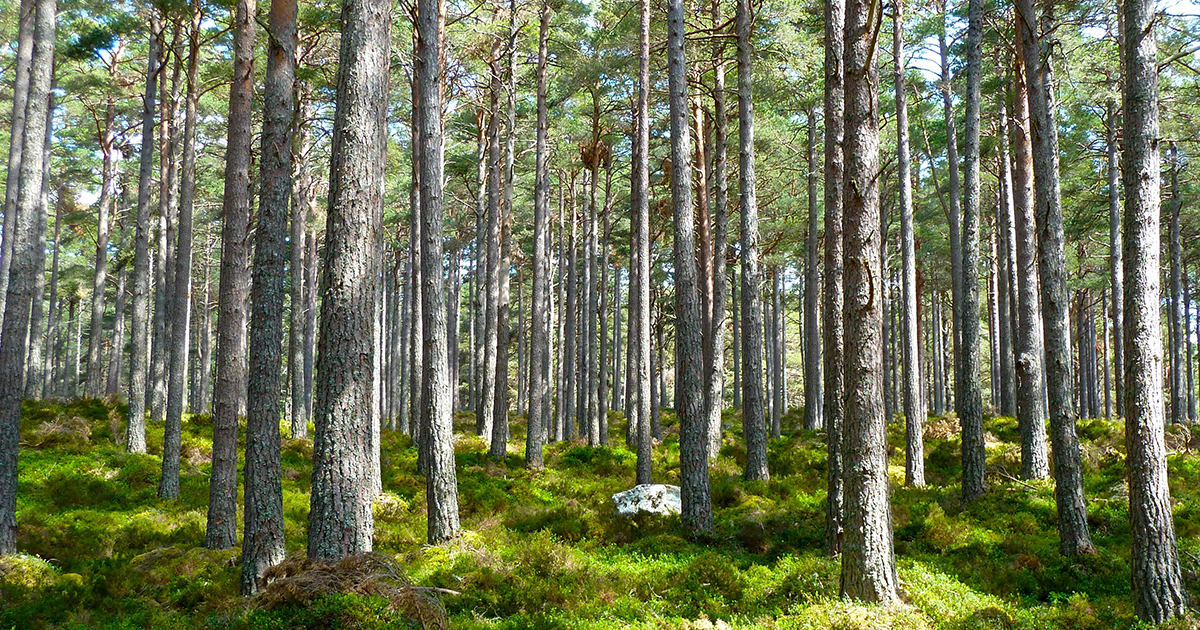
[[0, 0, 36, 331], [205, 0, 254, 549], [1106, 102, 1123, 418], [241, 0, 295, 592], [939, 10, 962, 416], [959, 0, 985, 502], [998, 98, 1018, 418], [0, 0, 54, 553], [1168, 143, 1184, 425], [840, 0, 898, 602], [738, 0, 768, 484], [417, 0, 460, 544], [895, 0, 924, 487], [1010, 31, 1049, 481], [87, 94, 118, 397], [823, 0, 845, 557], [671, 0, 713, 532], [1016, 0, 1092, 555], [1122, 0, 1188, 619], [526, 0, 552, 468], [804, 109, 822, 431], [308, 0, 391, 559], [127, 20, 162, 455], [160, 8, 201, 501]]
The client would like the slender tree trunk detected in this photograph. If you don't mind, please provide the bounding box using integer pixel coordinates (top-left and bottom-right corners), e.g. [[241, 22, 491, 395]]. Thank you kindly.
[[42, 194, 61, 398], [160, 10, 201, 500], [939, 13, 962, 416], [127, 21, 162, 455], [840, 0, 898, 601], [0, 0, 54, 553], [959, 0, 985, 502], [1122, 0, 1187, 618], [87, 99, 117, 397], [1011, 33, 1049, 481], [1106, 102, 1123, 418], [738, 0, 768, 483], [823, 0, 845, 557], [289, 101, 312, 437], [526, 0, 551, 468], [304, 232, 317, 424], [1017, 0, 1093, 555], [240, 0, 295, 591], [998, 98, 1017, 417], [106, 264, 128, 397], [205, 0, 254, 549], [633, 0, 652, 483], [895, 0, 924, 486], [417, 0, 460, 544], [491, 7, 518, 459], [479, 56, 501, 443], [23, 98, 50, 399], [804, 109, 822, 431], [0, 0, 36, 331], [670, 0, 713, 532], [1168, 143, 1184, 425]]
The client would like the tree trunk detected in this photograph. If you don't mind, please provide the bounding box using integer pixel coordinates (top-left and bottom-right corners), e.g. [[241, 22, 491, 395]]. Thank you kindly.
[[308, 0, 391, 559], [1016, 0, 1093, 556], [738, 0, 768, 484], [0, 0, 37, 332], [823, 0, 845, 557], [959, 0, 985, 502], [205, 0, 254, 550], [491, 7, 518, 459], [417, 0, 460, 544], [23, 97, 50, 399], [1122, 0, 1188, 618], [632, 0, 652, 483], [939, 11, 962, 417], [160, 9, 201, 500], [895, 0, 924, 486], [526, 0, 551, 468], [998, 98, 1017, 418], [804, 109, 822, 431], [127, 20, 162, 455], [289, 100, 312, 437], [1010, 31, 1050, 481], [670, 0, 713, 532], [1106, 102, 1123, 419], [87, 97, 118, 397], [106, 264, 128, 397], [0, 0, 54, 553], [240, 0, 295, 592], [840, 0, 898, 601], [479, 54, 501, 443], [1168, 143, 1184, 425]]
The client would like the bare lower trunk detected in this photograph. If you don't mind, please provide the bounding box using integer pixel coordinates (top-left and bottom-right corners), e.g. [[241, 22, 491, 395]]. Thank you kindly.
[[525, 0, 551, 468], [241, 0, 295, 591], [738, 0, 768, 483], [895, 0, 923, 486], [127, 22, 162, 455], [822, 0, 845, 557], [417, 0, 460, 544], [840, 0, 898, 601], [959, 0, 985, 502], [1010, 32, 1049, 481], [804, 109, 822, 431], [160, 13, 201, 501], [0, 0, 36, 331], [1017, 0, 1092, 555], [1122, 0, 1187, 620], [205, 0, 254, 549], [308, 0, 391, 559], [671, 0, 713, 532]]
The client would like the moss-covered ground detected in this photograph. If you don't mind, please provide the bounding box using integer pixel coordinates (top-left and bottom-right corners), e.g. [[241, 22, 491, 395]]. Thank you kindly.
[[2, 397, 1199, 629]]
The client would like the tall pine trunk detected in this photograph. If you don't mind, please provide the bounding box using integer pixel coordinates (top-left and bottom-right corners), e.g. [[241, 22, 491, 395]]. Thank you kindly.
[[1122, 0, 1187, 619], [1016, 0, 1093, 556], [894, 0, 924, 487], [959, 0, 985, 502], [205, 0, 254, 549], [738, 0, 768, 483], [670, 0, 713, 532], [308, 0, 391, 559], [822, 0, 845, 557], [840, 0, 898, 602], [241, 0, 296, 592]]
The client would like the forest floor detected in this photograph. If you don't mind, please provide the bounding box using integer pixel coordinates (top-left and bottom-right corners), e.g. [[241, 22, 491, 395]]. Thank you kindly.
[[2, 398, 1200, 629]]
